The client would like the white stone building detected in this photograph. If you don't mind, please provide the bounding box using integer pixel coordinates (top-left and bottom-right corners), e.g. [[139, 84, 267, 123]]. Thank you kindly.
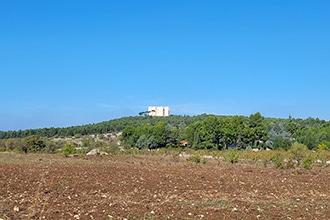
[[148, 106, 170, 117]]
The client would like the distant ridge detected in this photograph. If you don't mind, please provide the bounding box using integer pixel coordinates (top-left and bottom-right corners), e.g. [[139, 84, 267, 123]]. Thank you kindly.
[[0, 115, 211, 139], [1, 114, 329, 140]]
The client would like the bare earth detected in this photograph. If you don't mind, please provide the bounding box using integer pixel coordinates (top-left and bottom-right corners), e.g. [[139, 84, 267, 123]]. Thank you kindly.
[[0, 153, 330, 220]]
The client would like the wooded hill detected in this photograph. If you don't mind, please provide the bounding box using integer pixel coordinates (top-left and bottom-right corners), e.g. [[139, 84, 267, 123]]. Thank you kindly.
[[1, 113, 330, 151]]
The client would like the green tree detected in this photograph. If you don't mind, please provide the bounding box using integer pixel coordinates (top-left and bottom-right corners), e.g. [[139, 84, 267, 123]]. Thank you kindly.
[[121, 126, 137, 147], [248, 112, 268, 148], [151, 122, 167, 148], [204, 116, 222, 149], [286, 122, 298, 134], [186, 117, 221, 150], [136, 135, 148, 149], [185, 121, 201, 149], [294, 128, 318, 150], [273, 136, 284, 150], [146, 135, 158, 149], [166, 127, 179, 148]]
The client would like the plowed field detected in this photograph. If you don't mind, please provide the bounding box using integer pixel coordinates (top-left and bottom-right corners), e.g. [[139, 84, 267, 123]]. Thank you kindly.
[[1, 153, 330, 219]]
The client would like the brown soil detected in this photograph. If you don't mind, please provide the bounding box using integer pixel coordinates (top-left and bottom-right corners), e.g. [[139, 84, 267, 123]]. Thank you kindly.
[[0, 153, 329, 220]]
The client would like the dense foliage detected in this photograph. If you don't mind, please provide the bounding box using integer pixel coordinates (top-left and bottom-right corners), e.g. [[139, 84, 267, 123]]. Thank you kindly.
[[120, 113, 330, 151], [184, 113, 268, 150]]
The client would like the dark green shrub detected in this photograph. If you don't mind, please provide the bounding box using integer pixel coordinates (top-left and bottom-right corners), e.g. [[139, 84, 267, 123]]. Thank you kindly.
[[22, 135, 46, 153]]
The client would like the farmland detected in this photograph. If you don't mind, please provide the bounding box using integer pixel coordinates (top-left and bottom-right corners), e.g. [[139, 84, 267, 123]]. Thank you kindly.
[[1, 152, 330, 219]]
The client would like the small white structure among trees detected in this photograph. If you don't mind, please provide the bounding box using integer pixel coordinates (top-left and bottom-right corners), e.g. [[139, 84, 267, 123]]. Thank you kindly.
[[148, 106, 170, 117]]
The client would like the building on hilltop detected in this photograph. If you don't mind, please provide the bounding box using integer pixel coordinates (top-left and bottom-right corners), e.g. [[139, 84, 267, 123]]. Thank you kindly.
[[148, 106, 170, 117]]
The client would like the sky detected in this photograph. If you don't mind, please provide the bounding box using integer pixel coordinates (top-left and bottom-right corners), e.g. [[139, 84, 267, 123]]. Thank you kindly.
[[1, 0, 330, 131]]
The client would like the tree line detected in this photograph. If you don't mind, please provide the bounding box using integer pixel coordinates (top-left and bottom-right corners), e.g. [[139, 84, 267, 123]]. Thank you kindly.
[[120, 113, 269, 150], [120, 113, 330, 151]]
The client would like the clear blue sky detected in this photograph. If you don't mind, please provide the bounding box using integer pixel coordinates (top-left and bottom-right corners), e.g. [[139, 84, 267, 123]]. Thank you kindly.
[[1, 1, 329, 131]]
